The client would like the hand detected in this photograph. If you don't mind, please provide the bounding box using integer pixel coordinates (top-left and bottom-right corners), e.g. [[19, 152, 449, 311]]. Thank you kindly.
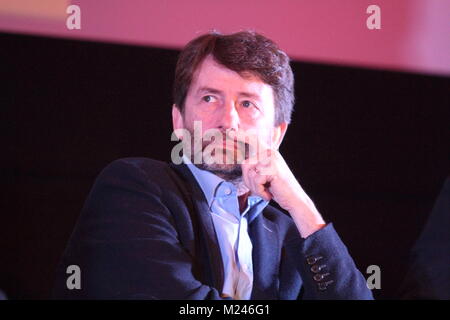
[[241, 142, 326, 238]]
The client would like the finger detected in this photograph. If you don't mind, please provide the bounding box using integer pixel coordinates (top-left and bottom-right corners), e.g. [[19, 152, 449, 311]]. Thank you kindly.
[[247, 169, 272, 201], [259, 189, 273, 202], [247, 167, 259, 194], [257, 160, 277, 176], [236, 131, 273, 162], [241, 158, 254, 174], [242, 140, 277, 177], [241, 159, 256, 190], [254, 174, 272, 201]]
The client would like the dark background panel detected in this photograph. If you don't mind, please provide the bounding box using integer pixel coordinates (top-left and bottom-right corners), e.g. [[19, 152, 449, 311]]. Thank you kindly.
[[1, 32, 449, 299]]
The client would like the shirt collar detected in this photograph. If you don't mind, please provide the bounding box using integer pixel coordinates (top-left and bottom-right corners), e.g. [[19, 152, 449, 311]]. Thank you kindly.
[[183, 155, 224, 208], [183, 155, 269, 219]]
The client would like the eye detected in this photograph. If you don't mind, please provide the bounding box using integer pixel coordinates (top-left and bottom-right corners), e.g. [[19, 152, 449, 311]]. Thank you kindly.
[[202, 95, 216, 103], [241, 100, 255, 108]]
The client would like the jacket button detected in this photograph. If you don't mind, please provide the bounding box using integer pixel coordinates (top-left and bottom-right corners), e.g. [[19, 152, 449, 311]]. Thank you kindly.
[[318, 280, 334, 291], [313, 272, 330, 282], [306, 255, 323, 265], [310, 264, 326, 273]]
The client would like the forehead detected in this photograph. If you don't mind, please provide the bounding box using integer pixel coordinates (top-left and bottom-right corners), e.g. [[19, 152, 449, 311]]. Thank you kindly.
[[189, 55, 274, 99]]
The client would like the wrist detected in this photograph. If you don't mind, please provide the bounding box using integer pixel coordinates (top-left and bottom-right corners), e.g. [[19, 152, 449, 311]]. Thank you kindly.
[[288, 202, 326, 238]]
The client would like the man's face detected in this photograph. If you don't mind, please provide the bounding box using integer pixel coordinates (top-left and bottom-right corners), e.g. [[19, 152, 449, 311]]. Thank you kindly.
[[173, 55, 286, 180]]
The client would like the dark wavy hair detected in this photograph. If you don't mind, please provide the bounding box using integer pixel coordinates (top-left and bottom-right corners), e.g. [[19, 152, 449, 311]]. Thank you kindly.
[[173, 30, 295, 125]]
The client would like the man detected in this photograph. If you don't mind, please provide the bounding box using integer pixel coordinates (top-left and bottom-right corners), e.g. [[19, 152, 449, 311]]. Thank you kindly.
[[53, 31, 373, 300]]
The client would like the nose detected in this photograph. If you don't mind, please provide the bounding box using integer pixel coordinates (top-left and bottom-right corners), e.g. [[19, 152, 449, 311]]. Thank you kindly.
[[218, 99, 239, 131]]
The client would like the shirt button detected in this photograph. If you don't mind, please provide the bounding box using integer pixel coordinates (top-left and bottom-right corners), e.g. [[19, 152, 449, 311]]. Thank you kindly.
[[224, 187, 232, 195]]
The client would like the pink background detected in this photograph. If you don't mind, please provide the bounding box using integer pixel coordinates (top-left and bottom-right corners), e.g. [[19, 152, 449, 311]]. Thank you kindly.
[[1, 0, 449, 76]]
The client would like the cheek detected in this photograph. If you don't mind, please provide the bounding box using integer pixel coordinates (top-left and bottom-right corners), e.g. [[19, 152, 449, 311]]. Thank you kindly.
[[183, 110, 217, 133], [251, 114, 274, 131], [259, 115, 277, 140], [239, 121, 272, 146]]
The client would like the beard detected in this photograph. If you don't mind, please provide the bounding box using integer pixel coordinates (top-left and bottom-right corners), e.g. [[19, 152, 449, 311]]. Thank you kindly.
[[183, 128, 250, 182], [196, 157, 243, 182]]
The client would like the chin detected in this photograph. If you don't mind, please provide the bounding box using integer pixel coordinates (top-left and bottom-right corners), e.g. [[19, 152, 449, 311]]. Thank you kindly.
[[196, 162, 242, 181]]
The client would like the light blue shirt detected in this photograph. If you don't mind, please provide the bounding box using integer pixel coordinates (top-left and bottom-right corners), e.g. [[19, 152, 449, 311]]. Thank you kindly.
[[184, 157, 269, 299]]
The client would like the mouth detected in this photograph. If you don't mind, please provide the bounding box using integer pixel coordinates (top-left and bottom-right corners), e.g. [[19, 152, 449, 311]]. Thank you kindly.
[[201, 139, 248, 165], [215, 139, 247, 153]]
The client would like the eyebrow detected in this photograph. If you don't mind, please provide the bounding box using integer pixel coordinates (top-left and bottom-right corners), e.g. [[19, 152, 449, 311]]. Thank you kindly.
[[196, 86, 261, 100]]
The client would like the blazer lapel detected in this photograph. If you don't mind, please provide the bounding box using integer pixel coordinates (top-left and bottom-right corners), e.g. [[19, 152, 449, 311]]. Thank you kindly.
[[249, 213, 280, 299], [169, 163, 225, 292], [169, 163, 281, 299]]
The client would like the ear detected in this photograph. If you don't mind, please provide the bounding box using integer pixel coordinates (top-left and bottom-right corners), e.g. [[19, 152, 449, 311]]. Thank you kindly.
[[172, 104, 184, 139], [271, 122, 288, 150]]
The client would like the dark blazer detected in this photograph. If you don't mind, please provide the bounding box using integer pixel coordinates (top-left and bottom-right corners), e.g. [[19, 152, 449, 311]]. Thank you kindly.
[[53, 158, 373, 300]]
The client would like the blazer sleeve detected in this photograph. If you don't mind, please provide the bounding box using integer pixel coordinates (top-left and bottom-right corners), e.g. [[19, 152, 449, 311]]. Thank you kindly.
[[52, 159, 229, 300], [285, 223, 374, 300]]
